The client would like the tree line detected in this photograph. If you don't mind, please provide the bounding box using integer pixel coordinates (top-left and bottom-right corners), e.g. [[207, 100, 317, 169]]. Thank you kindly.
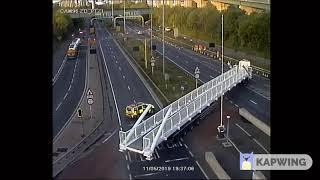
[[151, 4, 270, 56]]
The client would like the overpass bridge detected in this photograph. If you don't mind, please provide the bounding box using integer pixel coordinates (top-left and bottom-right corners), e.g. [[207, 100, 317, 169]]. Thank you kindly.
[[58, 8, 150, 19], [213, 0, 270, 11], [119, 60, 252, 160]]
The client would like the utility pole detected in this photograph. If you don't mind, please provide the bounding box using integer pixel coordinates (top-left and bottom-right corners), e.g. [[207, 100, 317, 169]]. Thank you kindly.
[[145, 38, 147, 69], [150, 0, 153, 60], [111, 0, 114, 19], [162, 0, 165, 76], [124, 0, 126, 34], [217, 14, 225, 139]]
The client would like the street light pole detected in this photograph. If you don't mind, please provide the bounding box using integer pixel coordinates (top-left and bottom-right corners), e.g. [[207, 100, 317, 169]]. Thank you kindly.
[[150, 0, 153, 59], [162, 0, 165, 76], [220, 14, 224, 127], [226, 115, 230, 140], [111, 0, 114, 19], [124, 0, 126, 34]]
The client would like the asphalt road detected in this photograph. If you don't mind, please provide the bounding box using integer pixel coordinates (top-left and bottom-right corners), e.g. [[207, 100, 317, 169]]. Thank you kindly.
[[57, 22, 210, 179], [95, 23, 159, 132], [126, 22, 270, 124], [52, 44, 87, 137]]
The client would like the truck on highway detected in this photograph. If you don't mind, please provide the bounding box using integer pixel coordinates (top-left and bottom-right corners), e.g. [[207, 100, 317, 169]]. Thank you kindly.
[[66, 38, 81, 59], [125, 102, 155, 119], [192, 44, 207, 54], [89, 27, 95, 35]]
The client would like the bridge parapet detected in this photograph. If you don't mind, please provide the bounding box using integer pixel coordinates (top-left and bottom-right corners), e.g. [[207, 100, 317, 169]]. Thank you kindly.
[[120, 61, 252, 159]]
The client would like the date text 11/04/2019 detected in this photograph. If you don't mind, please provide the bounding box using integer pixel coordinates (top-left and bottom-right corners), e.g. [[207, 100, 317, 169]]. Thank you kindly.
[[143, 166, 195, 172], [60, 9, 104, 14]]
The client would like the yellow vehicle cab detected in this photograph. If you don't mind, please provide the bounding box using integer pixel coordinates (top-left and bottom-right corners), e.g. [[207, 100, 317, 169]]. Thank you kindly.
[[67, 38, 81, 59], [125, 102, 155, 119]]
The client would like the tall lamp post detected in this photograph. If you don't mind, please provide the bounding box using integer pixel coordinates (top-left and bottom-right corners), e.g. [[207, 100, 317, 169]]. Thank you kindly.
[[162, 0, 165, 77], [217, 14, 225, 139], [124, 0, 126, 34]]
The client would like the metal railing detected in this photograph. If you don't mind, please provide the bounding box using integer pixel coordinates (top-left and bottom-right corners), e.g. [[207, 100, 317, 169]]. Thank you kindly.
[[120, 61, 252, 156], [119, 65, 235, 150], [141, 66, 250, 159]]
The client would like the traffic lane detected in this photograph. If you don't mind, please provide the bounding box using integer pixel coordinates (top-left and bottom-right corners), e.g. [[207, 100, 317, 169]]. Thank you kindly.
[[53, 46, 87, 137], [56, 131, 129, 179], [98, 38, 135, 130], [153, 42, 214, 82], [97, 33, 158, 131], [225, 85, 270, 124], [110, 38, 159, 108], [52, 38, 71, 79], [165, 41, 271, 99], [152, 38, 270, 123], [153, 39, 226, 79], [183, 100, 269, 179], [129, 140, 207, 179], [52, 60, 76, 110]]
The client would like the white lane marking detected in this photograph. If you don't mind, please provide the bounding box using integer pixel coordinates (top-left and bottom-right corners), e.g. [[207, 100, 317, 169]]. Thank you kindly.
[[56, 57, 79, 111], [113, 55, 116, 59], [156, 50, 204, 83], [188, 150, 194, 157], [127, 86, 130, 91], [135, 172, 161, 178], [227, 138, 241, 153], [165, 157, 189, 163], [127, 164, 130, 170], [235, 123, 252, 137], [178, 140, 182, 147], [180, 137, 184, 142], [63, 93, 68, 100], [235, 104, 239, 107], [246, 86, 270, 101], [154, 148, 160, 158], [116, 60, 118, 63], [129, 174, 132, 180], [140, 154, 143, 161], [184, 143, 188, 149], [103, 129, 118, 143], [52, 55, 67, 85], [99, 41, 122, 130], [123, 75, 125, 79], [253, 138, 270, 154], [236, 124, 269, 153], [229, 100, 233, 104], [249, 99, 258, 105], [195, 160, 209, 180], [125, 155, 128, 161], [128, 152, 132, 163], [55, 102, 62, 111], [119, 67, 121, 71]]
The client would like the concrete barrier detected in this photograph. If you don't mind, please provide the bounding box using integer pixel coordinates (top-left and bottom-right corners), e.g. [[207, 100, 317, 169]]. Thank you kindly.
[[252, 171, 267, 179], [205, 152, 231, 180], [239, 108, 270, 136]]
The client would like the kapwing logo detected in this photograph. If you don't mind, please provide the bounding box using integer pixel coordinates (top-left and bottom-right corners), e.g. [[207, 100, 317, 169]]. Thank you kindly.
[[240, 152, 254, 170]]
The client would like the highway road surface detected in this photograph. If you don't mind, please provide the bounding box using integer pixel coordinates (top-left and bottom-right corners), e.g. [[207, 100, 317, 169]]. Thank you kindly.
[[126, 21, 270, 124], [52, 43, 87, 137], [56, 21, 209, 179]]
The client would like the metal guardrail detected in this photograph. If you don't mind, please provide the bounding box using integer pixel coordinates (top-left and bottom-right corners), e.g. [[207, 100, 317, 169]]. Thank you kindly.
[[141, 65, 250, 159], [52, 118, 106, 177], [154, 34, 270, 78]]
